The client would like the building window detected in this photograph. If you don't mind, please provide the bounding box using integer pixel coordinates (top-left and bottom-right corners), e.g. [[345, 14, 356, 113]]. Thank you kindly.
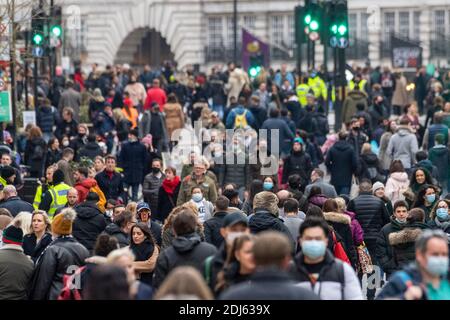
[[399, 11, 409, 38], [208, 17, 223, 48], [348, 13, 357, 44], [360, 13, 369, 39], [243, 15, 256, 31], [434, 10, 446, 38], [270, 15, 284, 45], [412, 11, 421, 40], [383, 12, 395, 43], [287, 15, 294, 49], [226, 16, 235, 48]]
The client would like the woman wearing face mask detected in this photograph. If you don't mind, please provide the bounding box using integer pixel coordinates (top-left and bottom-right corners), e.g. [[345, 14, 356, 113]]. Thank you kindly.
[[404, 168, 434, 206], [428, 200, 450, 236], [22, 210, 53, 262], [413, 185, 440, 222], [262, 176, 277, 193], [189, 187, 214, 224], [129, 223, 159, 286], [214, 234, 255, 296]]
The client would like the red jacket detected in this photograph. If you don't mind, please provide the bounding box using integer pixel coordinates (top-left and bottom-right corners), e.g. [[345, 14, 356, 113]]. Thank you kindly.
[[144, 88, 167, 111], [74, 178, 99, 203]]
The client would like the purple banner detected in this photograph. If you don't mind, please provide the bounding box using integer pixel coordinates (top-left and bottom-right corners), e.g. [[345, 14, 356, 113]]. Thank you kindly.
[[242, 28, 270, 71]]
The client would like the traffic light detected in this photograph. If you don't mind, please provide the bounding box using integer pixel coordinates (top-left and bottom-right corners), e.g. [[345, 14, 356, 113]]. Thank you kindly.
[[50, 25, 62, 38], [329, 0, 349, 49], [32, 31, 44, 45], [303, 0, 322, 42], [295, 5, 306, 45], [49, 5, 63, 48], [31, 7, 47, 49], [248, 54, 264, 78]]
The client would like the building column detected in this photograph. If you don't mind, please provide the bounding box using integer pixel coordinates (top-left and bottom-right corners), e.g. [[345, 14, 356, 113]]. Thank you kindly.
[[367, 5, 381, 67], [419, 5, 432, 66]]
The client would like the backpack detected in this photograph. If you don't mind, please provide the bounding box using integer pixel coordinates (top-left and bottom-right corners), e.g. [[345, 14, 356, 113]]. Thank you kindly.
[[332, 230, 351, 265], [90, 184, 106, 212], [57, 266, 86, 300], [234, 110, 248, 129]]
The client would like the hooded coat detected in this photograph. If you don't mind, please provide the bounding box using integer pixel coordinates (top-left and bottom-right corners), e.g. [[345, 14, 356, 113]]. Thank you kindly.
[[282, 149, 313, 185], [325, 140, 357, 188], [385, 172, 409, 204], [429, 145, 450, 184], [342, 90, 368, 125], [77, 142, 103, 161], [386, 126, 419, 169], [104, 222, 129, 247], [152, 232, 217, 288], [163, 102, 185, 138], [376, 217, 406, 277], [74, 178, 100, 203], [119, 140, 148, 185], [73, 202, 109, 252]]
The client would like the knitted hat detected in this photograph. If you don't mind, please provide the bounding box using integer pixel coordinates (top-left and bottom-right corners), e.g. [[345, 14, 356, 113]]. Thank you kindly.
[[253, 191, 279, 216], [372, 182, 385, 193], [1, 166, 15, 179], [2, 222, 23, 245], [293, 137, 305, 146], [52, 169, 65, 185], [52, 208, 77, 235]]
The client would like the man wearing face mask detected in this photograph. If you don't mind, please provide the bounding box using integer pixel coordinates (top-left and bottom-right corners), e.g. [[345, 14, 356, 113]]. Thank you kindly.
[[291, 217, 363, 300], [376, 200, 410, 278], [377, 229, 450, 300], [203, 211, 249, 295], [143, 159, 165, 214], [347, 117, 368, 158]]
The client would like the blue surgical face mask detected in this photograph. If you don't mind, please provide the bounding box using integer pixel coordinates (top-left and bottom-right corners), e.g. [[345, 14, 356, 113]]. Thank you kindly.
[[436, 208, 449, 220], [426, 194, 436, 204], [192, 193, 203, 203], [427, 256, 449, 277], [263, 182, 274, 191], [301, 240, 326, 260]]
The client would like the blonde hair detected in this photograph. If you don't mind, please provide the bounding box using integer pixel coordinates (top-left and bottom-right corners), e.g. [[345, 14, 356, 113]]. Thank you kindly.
[[9, 212, 32, 235], [29, 210, 51, 234], [361, 143, 372, 155], [163, 202, 203, 234], [126, 202, 137, 216], [335, 197, 346, 213], [154, 266, 213, 300], [113, 108, 126, 122], [106, 247, 135, 264]]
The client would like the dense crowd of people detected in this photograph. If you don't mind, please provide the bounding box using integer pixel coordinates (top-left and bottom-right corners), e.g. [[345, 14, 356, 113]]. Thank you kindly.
[[0, 60, 450, 300]]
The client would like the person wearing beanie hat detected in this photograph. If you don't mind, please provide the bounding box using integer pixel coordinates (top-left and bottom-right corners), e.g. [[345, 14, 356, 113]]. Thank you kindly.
[[0, 221, 34, 299], [119, 126, 148, 202], [282, 136, 313, 185], [39, 169, 72, 220], [249, 191, 295, 252], [0, 165, 16, 188], [429, 133, 450, 194], [29, 208, 89, 300], [373, 182, 385, 194]]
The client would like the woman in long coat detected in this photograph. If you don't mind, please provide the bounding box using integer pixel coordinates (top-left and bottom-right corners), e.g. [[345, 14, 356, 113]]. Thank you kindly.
[[163, 93, 185, 139]]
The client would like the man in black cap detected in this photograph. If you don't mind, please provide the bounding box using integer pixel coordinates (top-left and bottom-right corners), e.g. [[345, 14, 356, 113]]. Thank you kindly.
[[203, 211, 249, 296], [0, 165, 16, 190]]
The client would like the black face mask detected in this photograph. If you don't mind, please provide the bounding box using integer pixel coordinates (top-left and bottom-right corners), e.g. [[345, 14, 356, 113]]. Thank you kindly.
[[152, 167, 160, 174], [353, 127, 360, 131]]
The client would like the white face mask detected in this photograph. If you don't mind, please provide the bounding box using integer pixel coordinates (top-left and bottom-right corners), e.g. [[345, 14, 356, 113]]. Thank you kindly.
[[226, 232, 245, 244]]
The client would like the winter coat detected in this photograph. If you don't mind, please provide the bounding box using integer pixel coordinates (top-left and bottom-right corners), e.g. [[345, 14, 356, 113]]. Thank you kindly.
[[153, 232, 217, 288], [77, 142, 103, 161], [325, 140, 357, 188], [359, 152, 383, 182], [429, 145, 450, 183], [37, 106, 58, 133], [378, 132, 393, 171], [385, 172, 410, 204], [344, 210, 364, 246], [304, 179, 337, 199], [323, 211, 358, 268], [342, 90, 368, 125], [88, 99, 106, 122], [119, 140, 148, 185], [46, 148, 62, 168], [308, 194, 328, 208], [156, 182, 180, 223], [104, 223, 129, 247], [261, 117, 295, 154], [95, 170, 124, 201], [0, 196, 33, 217], [282, 150, 313, 185], [386, 126, 419, 169], [249, 209, 295, 250], [225, 106, 256, 129], [25, 137, 47, 177], [376, 262, 450, 300], [22, 233, 53, 262], [291, 250, 363, 300], [54, 119, 78, 141], [369, 104, 389, 132], [143, 172, 166, 215], [73, 202, 109, 252], [58, 89, 81, 120], [138, 111, 168, 147], [177, 174, 218, 206], [0, 245, 34, 300], [204, 211, 227, 249], [376, 217, 406, 277], [74, 178, 100, 204], [221, 154, 250, 189], [348, 192, 390, 242], [94, 111, 115, 138], [220, 268, 320, 300], [389, 223, 429, 270], [29, 236, 89, 300], [392, 75, 409, 108], [163, 102, 185, 138]]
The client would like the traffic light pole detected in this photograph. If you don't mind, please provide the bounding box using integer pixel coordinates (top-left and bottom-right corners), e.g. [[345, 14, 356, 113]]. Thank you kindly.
[[311, 41, 315, 70], [25, 30, 29, 111], [233, 0, 238, 65], [34, 57, 39, 116]]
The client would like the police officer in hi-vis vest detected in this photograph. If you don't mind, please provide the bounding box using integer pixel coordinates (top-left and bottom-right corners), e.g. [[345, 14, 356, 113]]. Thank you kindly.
[[38, 169, 72, 220]]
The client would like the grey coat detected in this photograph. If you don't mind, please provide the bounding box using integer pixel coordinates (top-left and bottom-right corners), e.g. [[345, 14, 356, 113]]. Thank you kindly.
[[304, 179, 338, 198], [138, 110, 169, 145], [58, 88, 81, 121], [386, 126, 419, 169], [142, 172, 166, 215]]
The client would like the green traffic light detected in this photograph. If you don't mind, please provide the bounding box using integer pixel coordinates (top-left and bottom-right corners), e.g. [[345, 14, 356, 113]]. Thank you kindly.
[[249, 66, 261, 77], [338, 24, 347, 36], [32, 33, 44, 45], [310, 20, 319, 31], [304, 14, 311, 25], [331, 24, 338, 34], [51, 25, 62, 37]]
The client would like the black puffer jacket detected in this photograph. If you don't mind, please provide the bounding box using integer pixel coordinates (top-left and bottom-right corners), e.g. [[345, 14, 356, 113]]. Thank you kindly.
[[221, 154, 250, 189], [376, 217, 405, 277], [95, 170, 125, 201], [323, 211, 358, 269], [104, 222, 129, 247], [249, 209, 295, 250], [73, 202, 109, 252], [28, 236, 89, 300], [153, 232, 217, 289], [348, 192, 390, 241], [77, 142, 103, 160], [282, 150, 313, 185], [389, 223, 429, 270], [204, 211, 227, 249], [37, 105, 57, 133], [325, 140, 357, 187]]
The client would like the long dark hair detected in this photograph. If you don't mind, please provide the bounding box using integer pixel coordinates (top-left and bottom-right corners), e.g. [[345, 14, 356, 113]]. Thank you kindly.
[[413, 184, 439, 208], [248, 180, 264, 204], [410, 168, 433, 192], [130, 222, 156, 247]]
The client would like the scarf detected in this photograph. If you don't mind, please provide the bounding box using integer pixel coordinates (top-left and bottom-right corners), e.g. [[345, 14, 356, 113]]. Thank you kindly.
[[130, 239, 154, 262], [105, 170, 114, 180], [162, 176, 180, 196], [435, 217, 450, 231]]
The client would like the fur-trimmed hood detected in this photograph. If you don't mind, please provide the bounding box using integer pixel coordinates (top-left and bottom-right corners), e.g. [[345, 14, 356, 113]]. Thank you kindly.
[[389, 228, 423, 246], [323, 211, 351, 225]]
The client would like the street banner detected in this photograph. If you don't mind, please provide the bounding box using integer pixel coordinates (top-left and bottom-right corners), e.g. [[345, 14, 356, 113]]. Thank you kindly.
[[23, 111, 36, 129], [391, 34, 422, 69], [242, 28, 270, 71], [0, 90, 12, 122]]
